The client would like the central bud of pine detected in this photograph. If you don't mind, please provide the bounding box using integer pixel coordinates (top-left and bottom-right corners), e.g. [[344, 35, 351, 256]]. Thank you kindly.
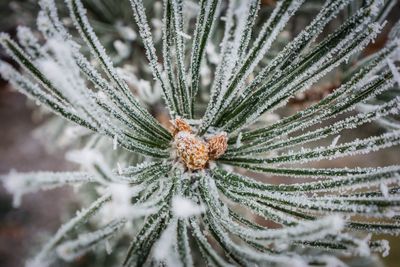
[[171, 118, 228, 170]]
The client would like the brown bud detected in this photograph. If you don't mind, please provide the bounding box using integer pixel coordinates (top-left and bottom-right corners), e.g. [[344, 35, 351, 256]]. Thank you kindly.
[[207, 132, 228, 160], [171, 118, 192, 136], [175, 131, 209, 170], [172, 118, 228, 169]]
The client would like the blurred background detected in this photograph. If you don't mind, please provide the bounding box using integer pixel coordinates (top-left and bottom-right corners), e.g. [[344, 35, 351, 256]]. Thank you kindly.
[[0, 0, 399, 266]]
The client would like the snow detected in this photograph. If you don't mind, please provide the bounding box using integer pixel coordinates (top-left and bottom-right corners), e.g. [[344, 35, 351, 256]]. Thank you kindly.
[[113, 40, 130, 59], [98, 183, 143, 221], [1, 170, 93, 207], [105, 239, 112, 255], [380, 183, 389, 198], [205, 43, 220, 65], [153, 220, 183, 267], [117, 162, 123, 175], [26, 258, 52, 267], [236, 132, 242, 148], [330, 135, 341, 147], [171, 196, 204, 218], [66, 149, 120, 184], [66, 149, 102, 168], [56, 219, 125, 261], [57, 126, 91, 147], [113, 135, 118, 150], [2, 170, 25, 207], [177, 31, 191, 40], [115, 22, 137, 41], [200, 61, 212, 86], [387, 58, 400, 86], [381, 239, 390, 257], [16, 26, 47, 60]]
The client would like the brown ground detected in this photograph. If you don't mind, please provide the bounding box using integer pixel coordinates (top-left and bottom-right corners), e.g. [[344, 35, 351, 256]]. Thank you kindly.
[[0, 85, 77, 267]]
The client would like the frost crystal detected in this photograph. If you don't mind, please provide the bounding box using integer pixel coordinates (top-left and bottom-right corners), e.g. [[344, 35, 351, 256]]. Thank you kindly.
[[172, 196, 204, 218]]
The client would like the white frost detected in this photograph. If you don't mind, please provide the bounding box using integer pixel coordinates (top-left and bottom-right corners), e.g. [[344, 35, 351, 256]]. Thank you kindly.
[[3, 170, 25, 207], [380, 182, 389, 198], [172, 196, 204, 218], [113, 135, 118, 150], [387, 59, 400, 86], [98, 183, 143, 221], [113, 40, 130, 59], [330, 135, 341, 147], [153, 220, 181, 266], [177, 31, 191, 40]]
